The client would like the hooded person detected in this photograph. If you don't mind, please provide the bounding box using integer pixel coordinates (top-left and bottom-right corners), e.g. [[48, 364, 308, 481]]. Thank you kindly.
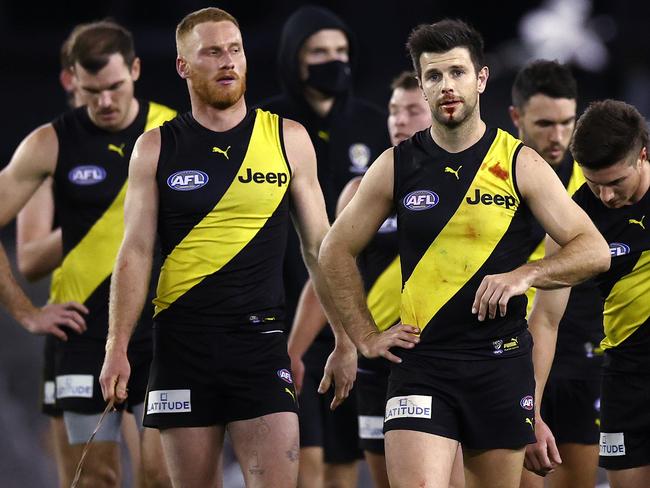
[[258, 6, 389, 487]]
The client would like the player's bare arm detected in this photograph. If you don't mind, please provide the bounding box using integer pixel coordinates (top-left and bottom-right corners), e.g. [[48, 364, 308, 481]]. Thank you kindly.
[[287, 177, 362, 392], [319, 149, 420, 364], [0, 124, 87, 338], [524, 237, 570, 476], [100, 128, 160, 403], [473, 146, 610, 321], [16, 177, 63, 281], [283, 118, 357, 408]]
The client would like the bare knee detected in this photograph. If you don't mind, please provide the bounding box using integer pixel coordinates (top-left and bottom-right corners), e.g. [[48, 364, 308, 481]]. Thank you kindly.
[[76, 464, 120, 488], [142, 465, 172, 488]]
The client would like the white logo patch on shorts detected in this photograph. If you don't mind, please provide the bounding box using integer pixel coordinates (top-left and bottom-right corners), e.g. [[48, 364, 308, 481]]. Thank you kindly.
[[147, 390, 192, 414], [358, 415, 385, 439], [600, 432, 626, 456], [385, 395, 432, 421], [56, 374, 93, 399], [43, 381, 56, 405]]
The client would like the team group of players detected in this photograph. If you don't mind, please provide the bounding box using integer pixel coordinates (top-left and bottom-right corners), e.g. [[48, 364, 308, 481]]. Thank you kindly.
[[0, 5, 648, 488]]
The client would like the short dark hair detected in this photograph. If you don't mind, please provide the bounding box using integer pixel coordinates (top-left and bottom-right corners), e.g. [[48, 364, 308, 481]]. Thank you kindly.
[[391, 71, 420, 91], [406, 19, 484, 77], [512, 60, 577, 109], [571, 99, 649, 170], [69, 20, 136, 73], [60, 23, 90, 70]]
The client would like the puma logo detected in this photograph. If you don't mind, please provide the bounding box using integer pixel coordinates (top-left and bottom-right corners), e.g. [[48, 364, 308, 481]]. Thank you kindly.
[[525, 418, 534, 431], [284, 387, 296, 402], [108, 143, 126, 157], [444, 165, 462, 180], [212, 146, 231, 159], [629, 215, 645, 229]]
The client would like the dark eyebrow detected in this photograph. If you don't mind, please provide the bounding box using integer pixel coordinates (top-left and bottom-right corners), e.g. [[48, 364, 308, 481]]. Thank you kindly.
[[534, 116, 575, 125], [584, 174, 626, 186]]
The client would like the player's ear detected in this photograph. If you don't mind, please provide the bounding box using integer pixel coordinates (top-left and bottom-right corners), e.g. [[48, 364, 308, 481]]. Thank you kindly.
[[130, 57, 141, 82], [177, 56, 190, 79], [509, 106, 520, 129]]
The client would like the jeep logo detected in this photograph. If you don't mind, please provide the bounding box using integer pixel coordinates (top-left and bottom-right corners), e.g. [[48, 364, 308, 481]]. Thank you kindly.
[[466, 189, 517, 209], [238, 168, 288, 187], [167, 170, 209, 191]]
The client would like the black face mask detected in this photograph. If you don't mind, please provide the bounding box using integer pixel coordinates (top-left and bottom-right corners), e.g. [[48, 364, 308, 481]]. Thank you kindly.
[[305, 60, 352, 96]]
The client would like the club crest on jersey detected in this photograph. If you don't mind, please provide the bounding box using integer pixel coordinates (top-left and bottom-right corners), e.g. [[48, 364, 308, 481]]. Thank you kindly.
[[348, 143, 371, 175], [403, 190, 439, 211], [68, 165, 107, 185], [167, 170, 209, 191], [609, 242, 630, 257]]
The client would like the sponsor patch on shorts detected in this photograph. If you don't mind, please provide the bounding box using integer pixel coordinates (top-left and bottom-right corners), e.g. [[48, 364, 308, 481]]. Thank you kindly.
[[55, 374, 93, 399], [358, 415, 384, 439], [147, 390, 191, 414], [385, 395, 432, 421], [600, 432, 626, 456], [44, 381, 56, 405]]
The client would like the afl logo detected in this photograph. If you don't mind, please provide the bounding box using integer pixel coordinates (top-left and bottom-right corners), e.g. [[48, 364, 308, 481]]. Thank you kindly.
[[68, 165, 106, 185], [609, 242, 630, 257], [167, 170, 209, 191], [277, 369, 293, 384], [403, 190, 439, 211], [520, 395, 534, 410]]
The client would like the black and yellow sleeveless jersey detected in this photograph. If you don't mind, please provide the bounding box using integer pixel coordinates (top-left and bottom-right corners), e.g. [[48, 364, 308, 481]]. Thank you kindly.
[[395, 127, 536, 358], [51, 100, 177, 343], [153, 109, 291, 331], [523, 154, 604, 379], [574, 182, 650, 372]]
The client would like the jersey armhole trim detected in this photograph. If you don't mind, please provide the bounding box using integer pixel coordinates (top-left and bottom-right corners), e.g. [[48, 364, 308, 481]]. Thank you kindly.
[[278, 116, 293, 177], [511, 142, 524, 203]]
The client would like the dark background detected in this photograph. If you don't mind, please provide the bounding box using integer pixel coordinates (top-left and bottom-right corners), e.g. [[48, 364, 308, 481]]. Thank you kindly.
[[0, 0, 646, 485]]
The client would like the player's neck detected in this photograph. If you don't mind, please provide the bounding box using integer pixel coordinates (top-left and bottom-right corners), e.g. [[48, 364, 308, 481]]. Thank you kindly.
[[191, 96, 248, 132], [303, 87, 335, 118], [429, 110, 486, 154]]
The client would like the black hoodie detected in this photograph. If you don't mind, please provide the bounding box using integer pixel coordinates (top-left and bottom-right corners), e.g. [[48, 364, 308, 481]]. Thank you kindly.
[[259, 6, 389, 332]]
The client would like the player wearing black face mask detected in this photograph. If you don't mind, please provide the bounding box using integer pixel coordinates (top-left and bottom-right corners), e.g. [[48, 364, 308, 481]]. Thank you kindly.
[[305, 59, 352, 96], [258, 5, 389, 488]]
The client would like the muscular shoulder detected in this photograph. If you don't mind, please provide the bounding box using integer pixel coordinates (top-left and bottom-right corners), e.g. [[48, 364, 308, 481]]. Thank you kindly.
[[9, 123, 59, 177], [130, 128, 162, 175]]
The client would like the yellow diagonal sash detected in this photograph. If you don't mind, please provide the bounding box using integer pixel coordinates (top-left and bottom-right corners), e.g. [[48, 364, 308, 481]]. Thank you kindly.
[[367, 257, 401, 331], [602, 250, 650, 349]]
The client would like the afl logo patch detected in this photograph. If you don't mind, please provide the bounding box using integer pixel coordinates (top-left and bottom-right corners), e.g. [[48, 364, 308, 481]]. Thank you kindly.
[[520, 395, 534, 410], [403, 190, 439, 211], [167, 170, 209, 191], [277, 369, 293, 384], [68, 165, 106, 185], [609, 242, 630, 257], [348, 143, 371, 174]]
